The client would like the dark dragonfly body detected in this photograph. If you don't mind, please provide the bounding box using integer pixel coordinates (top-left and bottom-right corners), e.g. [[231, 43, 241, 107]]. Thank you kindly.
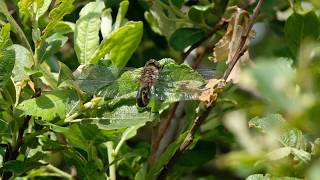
[[136, 59, 162, 107]]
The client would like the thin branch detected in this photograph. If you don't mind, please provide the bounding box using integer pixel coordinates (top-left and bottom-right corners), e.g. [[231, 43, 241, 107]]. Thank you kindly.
[[182, 18, 227, 60], [157, 0, 265, 179], [223, 0, 264, 80], [149, 102, 179, 166], [149, 17, 228, 164]]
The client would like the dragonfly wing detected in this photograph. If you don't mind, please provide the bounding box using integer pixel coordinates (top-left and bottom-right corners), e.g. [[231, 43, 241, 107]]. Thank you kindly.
[[152, 80, 206, 103], [97, 69, 141, 99]]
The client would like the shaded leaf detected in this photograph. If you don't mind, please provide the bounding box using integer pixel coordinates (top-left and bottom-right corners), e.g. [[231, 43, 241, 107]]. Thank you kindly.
[[285, 11, 320, 56], [0, 48, 15, 87], [169, 28, 205, 51], [38, 33, 68, 63], [2, 160, 47, 174]]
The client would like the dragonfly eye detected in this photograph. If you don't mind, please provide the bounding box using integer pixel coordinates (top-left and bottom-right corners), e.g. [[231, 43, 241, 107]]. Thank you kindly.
[[146, 59, 162, 70], [136, 86, 151, 107]]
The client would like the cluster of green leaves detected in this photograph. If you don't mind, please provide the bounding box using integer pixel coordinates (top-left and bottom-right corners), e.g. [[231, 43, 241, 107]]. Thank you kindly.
[[0, 0, 212, 179], [0, 0, 320, 179]]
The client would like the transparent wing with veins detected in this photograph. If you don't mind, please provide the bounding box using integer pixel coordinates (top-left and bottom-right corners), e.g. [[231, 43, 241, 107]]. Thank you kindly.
[[75, 64, 217, 104]]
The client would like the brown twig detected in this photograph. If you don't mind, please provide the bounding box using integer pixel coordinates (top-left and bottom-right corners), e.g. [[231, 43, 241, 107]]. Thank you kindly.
[[149, 102, 178, 165], [157, 0, 264, 179], [149, 18, 227, 166], [223, 0, 264, 80], [182, 18, 227, 60]]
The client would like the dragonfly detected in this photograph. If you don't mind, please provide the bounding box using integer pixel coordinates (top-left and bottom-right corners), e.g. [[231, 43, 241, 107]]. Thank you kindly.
[[75, 59, 217, 107]]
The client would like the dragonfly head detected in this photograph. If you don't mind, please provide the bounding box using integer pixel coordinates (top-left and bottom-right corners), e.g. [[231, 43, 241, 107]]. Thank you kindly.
[[146, 59, 162, 70]]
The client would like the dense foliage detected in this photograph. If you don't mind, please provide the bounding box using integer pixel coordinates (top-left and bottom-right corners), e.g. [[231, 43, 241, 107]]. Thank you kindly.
[[0, 0, 320, 179]]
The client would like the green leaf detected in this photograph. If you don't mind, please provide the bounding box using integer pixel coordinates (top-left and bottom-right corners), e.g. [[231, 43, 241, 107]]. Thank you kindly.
[[177, 141, 216, 167], [0, 48, 15, 87], [36, 0, 52, 20], [74, 0, 105, 64], [114, 0, 129, 30], [75, 63, 119, 94], [0, 1, 32, 51], [169, 28, 205, 51], [246, 174, 303, 180], [16, 90, 80, 121], [0, 23, 11, 49], [41, 0, 74, 38], [239, 58, 300, 113], [50, 124, 116, 151], [147, 132, 187, 179], [76, 105, 153, 130], [57, 61, 74, 85], [2, 160, 47, 174], [188, 4, 214, 23], [284, 11, 320, 56], [52, 21, 75, 35], [18, 0, 35, 16], [144, 1, 177, 37], [90, 21, 143, 68], [38, 32, 68, 63]]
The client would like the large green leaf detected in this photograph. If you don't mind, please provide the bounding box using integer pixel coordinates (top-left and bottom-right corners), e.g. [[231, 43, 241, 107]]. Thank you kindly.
[[2, 160, 47, 175], [0, 48, 15, 87], [75, 63, 119, 94], [169, 28, 205, 51], [284, 11, 320, 56], [76, 105, 153, 130], [9, 44, 34, 82], [16, 90, 80, 121], [50, 124, 116, 151], [90, 21, 143, 68], [74, 0, 105, 64], [41, 0, 74, 38]]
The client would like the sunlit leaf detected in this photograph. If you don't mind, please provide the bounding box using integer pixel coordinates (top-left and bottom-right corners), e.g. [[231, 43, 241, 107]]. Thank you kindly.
[[114, 0, 129, 30], [74, 0, 105, 64], [41, 0, 74, 38], [9, 44, 34, 82], [90, 21, 143, 68], [16, 90, 80, 121], [0, 23, 11, 49]]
